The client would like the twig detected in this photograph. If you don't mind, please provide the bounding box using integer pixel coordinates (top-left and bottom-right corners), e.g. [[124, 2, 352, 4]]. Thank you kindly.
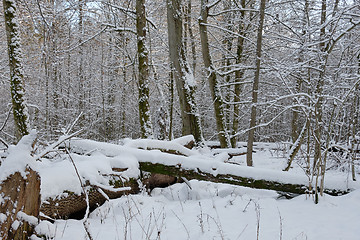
[[35, 129, 83, 160], [0, 137, 9, 148], [64, 147, 88, 213], [171, 210, 190, 239], [278, 207, 283, 240], [255, 202, 261, 240], [243, 199, 252, 212], [64, 146, 93, 240], [0, 107, 11, 132], [66, 112, 83, 135], [236, 224, 248, 240]]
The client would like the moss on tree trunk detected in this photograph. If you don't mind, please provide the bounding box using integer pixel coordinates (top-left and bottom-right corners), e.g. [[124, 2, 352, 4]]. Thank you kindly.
[[139, 162, 349, 196]]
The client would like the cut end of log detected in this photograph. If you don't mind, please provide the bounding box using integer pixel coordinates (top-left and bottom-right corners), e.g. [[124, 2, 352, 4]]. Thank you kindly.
[[0, 168, 40, 239]]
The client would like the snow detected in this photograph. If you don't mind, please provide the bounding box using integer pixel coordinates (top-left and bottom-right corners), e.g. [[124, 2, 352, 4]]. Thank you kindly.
[[184, 71, 196, 87], [11, 220, 20, 230], [1, 134, 360, 239], [123, 137, 196, 156], [38, 151, 140, 201], [17, 211, 38, 226], [0, 213, 6, 223], [0, 130, 37, 181], [170, 135, 195, 146], [37, 181, 360, 240], [68, 138, 360, 191]]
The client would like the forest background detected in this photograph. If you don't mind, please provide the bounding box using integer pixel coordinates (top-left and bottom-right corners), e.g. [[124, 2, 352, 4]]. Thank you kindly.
[[1, 0, 360, 169]]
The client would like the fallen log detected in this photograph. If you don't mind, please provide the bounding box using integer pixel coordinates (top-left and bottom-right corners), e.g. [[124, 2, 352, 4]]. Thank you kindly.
[[68, 139, 356, 197], [40, 179, 139, 220], [139, 162, 350, 197]]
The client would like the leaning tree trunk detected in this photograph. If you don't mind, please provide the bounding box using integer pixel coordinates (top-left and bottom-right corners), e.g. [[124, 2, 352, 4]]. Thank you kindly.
[[166, 0, 203, 143], [136, 0, 153, 138], [199, 0, 230, 148], [3, 0, 30, 141], [246, 0, 266, 166]]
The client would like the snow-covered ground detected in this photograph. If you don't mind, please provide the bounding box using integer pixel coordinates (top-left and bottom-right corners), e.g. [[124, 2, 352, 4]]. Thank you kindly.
[[37, 180, 360, 240], [1, 133, 360, 239]]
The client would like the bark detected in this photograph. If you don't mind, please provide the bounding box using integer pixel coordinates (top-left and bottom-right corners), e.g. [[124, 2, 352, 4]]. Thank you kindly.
[[222, 0, 233, 130], [246, 0, 266, 166], [106, 39, 117, 140], [139, 162, 348, 197], [78, 0, 85, 127], [3, 0, 30, 141], [136, 0, 153, 138], [231, 0, 246, 148], [40, 179, 138, 219], [199, 0, 230, 148], [284, 121, 307, 171], [166, 0, 203, 143], [291, 0, 310, 144], [0, 169, 40, 239], [316, 0, 327, 197], [185, 0, 197, 75], [168, 67, 174, 140]]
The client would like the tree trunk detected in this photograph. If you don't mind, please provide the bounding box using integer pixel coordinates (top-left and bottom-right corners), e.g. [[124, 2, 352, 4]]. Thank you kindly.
[[139, 161, 348, 197], [0, 169, 40, 239], [184, 0, 197, 75], [78, 0, 85, 127], [168, 66, 175, 140], [136, 0, 153, 138], [3, 0, 30, 141], [246, 0, 266, 166], [166, 0, 203, 143], [316, 0, 327, 197], [199, 0, 230, 148], [231, 0, 247, 148]]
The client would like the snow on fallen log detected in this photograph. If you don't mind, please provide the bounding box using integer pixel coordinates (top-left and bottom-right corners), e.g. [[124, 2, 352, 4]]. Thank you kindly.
[[0, 131, 40, 239], [123, 137, 196, 156], [37, 152, 140, 219], [68, 139, 360, 196]]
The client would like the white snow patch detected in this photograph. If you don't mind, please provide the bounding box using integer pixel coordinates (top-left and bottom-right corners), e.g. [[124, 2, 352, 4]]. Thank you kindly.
[[0, 213, 6, 223], [34, 221, 56, 239], [11, 220, 20, 230], [0, 130, 38, 182], [38, 151, 140, 201], [123, 138, 196, 156], [45, 182, 360, 240], [17, 211, 38, 225]]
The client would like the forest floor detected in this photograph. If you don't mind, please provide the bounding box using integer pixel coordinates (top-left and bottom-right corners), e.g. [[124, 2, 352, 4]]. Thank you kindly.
[[2, 134, 359, 239], [29, 138, 360, 240]]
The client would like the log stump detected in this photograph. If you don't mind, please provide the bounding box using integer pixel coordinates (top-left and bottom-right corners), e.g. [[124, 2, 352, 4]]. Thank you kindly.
[[0, 168, 40, 240]]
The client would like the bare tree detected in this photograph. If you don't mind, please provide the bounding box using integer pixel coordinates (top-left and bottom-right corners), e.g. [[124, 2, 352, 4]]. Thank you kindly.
[[136, 0, 153, 138], [246, 0, 266, 166], [166, 0, 203, 143], [231, 0, 247, 148], [199, 0, 230, 148]]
